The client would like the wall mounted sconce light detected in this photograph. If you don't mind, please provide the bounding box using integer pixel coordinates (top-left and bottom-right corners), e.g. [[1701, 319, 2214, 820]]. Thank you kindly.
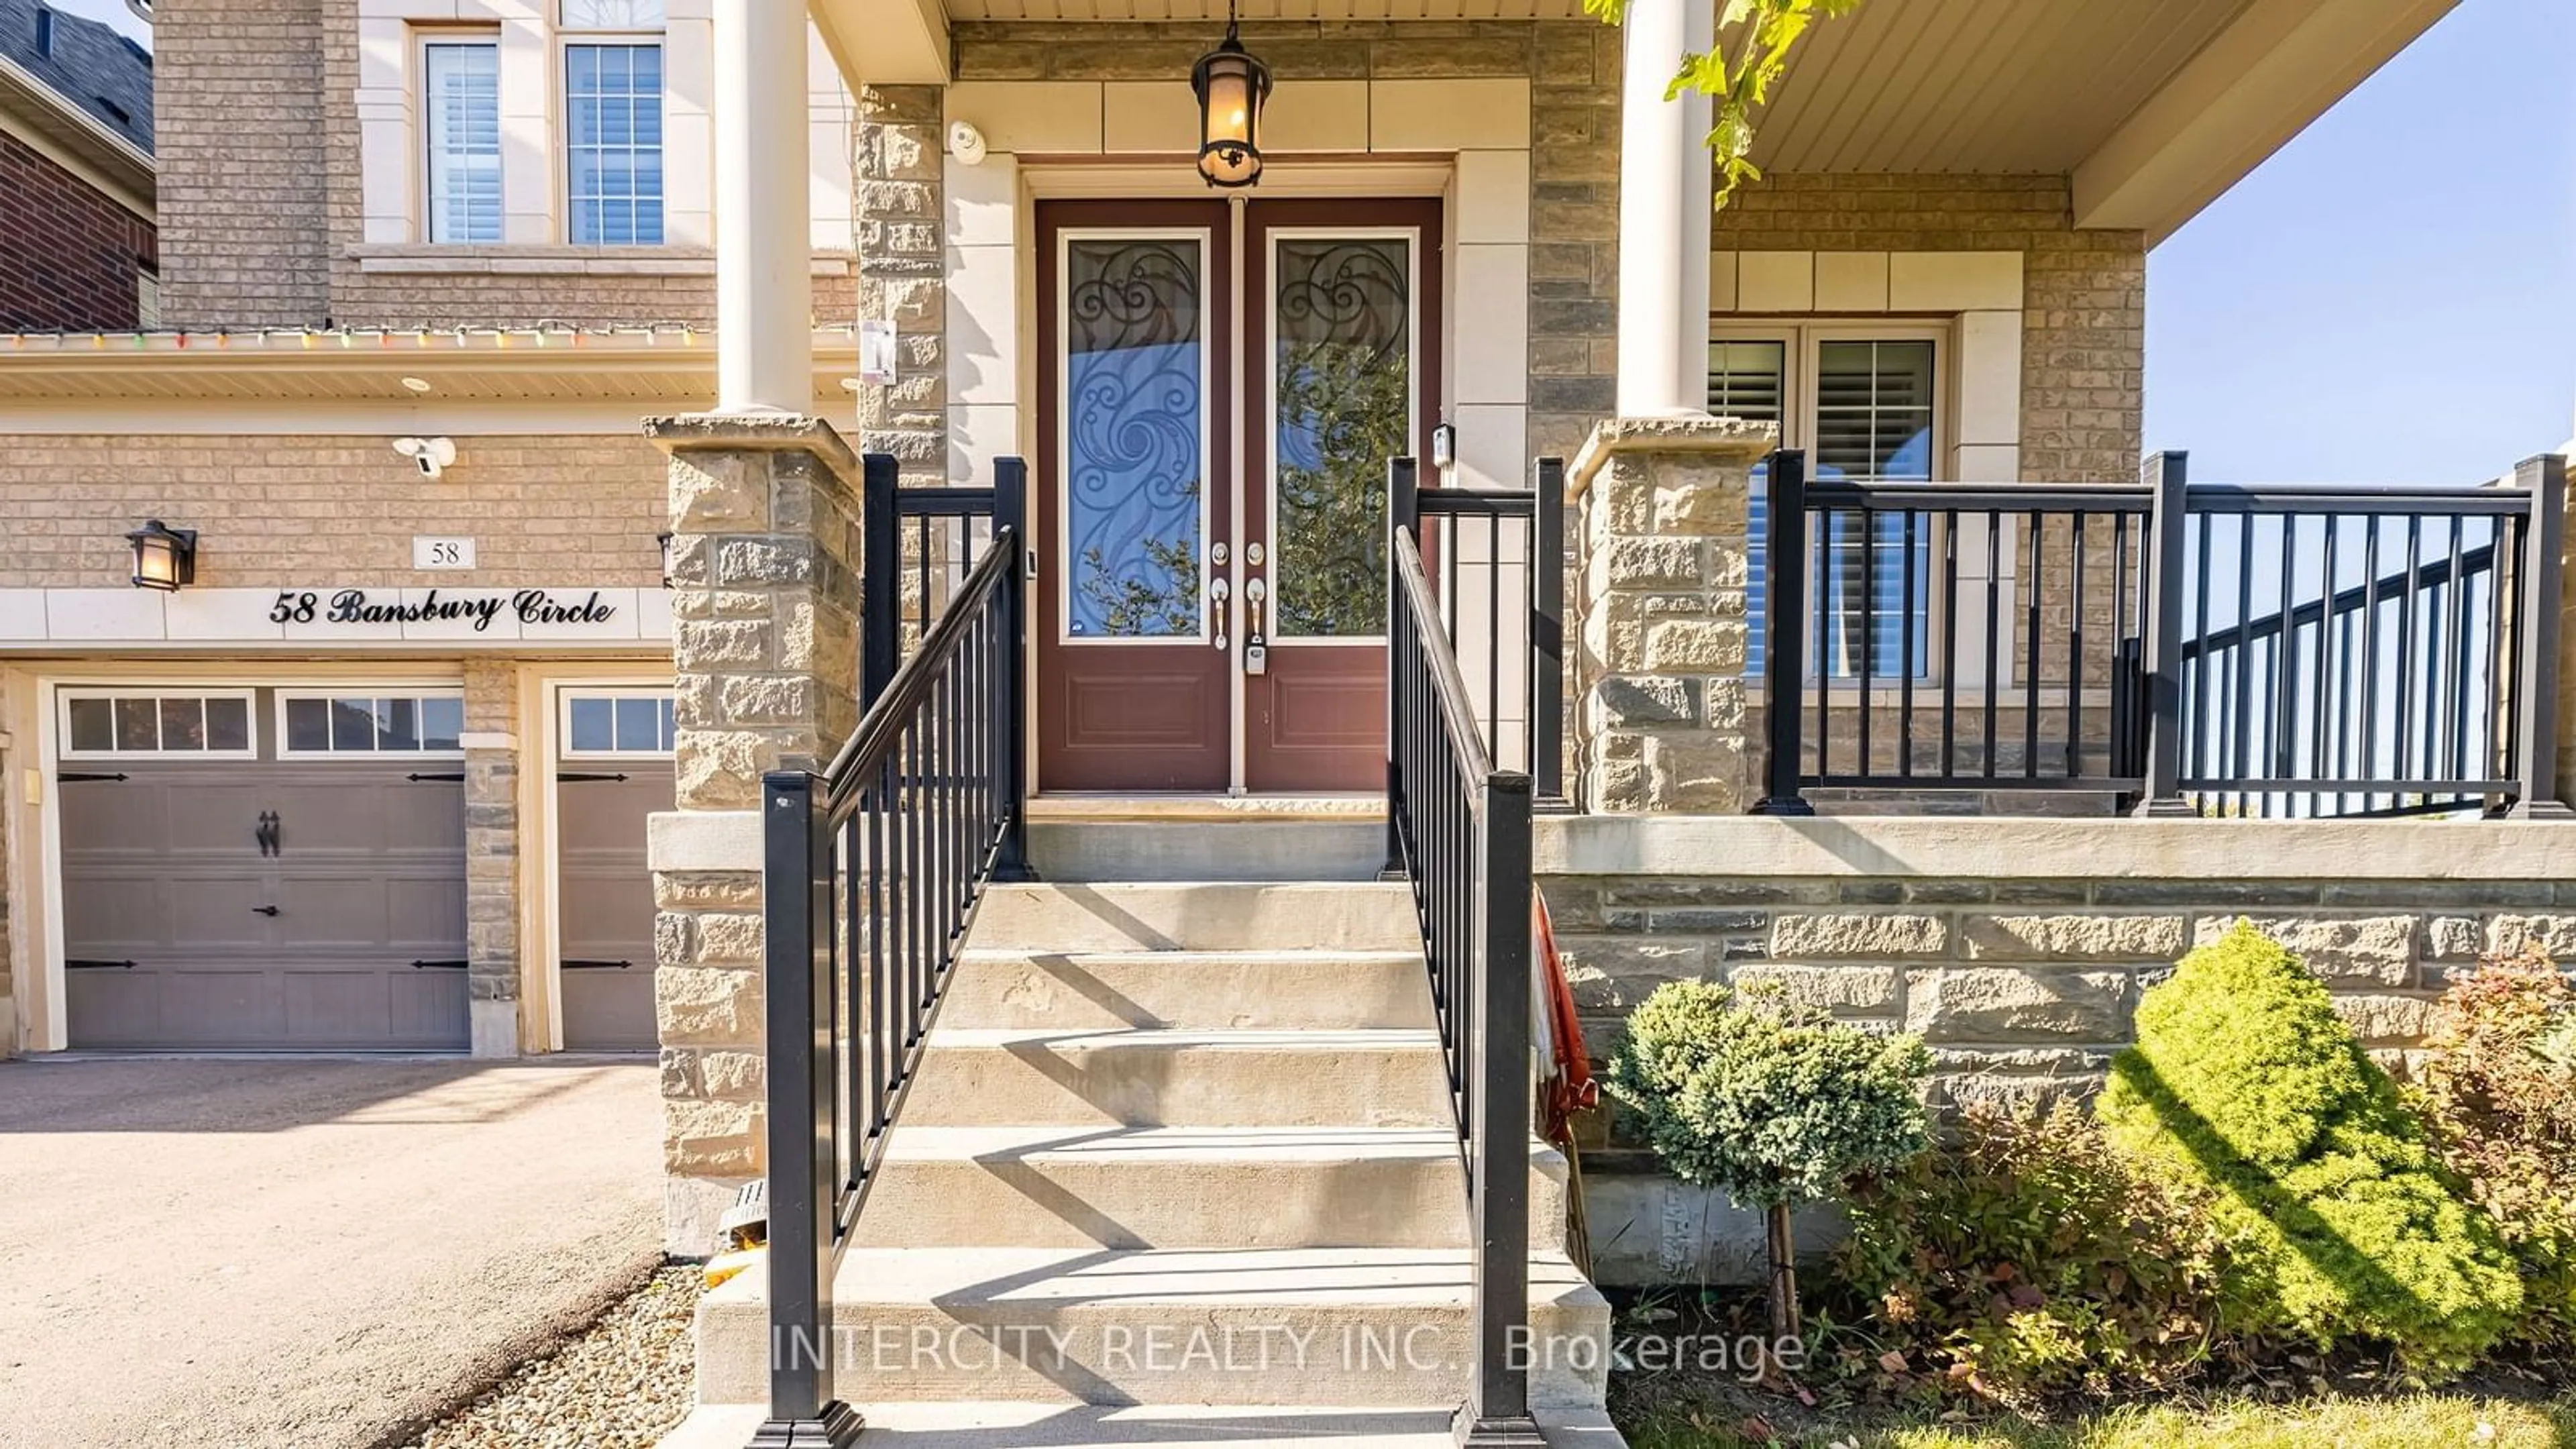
[[126, 519, 197, 592]]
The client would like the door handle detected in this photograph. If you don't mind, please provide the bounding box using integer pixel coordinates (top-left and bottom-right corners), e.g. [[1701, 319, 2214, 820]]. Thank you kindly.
[[252, 905, 280, 916]]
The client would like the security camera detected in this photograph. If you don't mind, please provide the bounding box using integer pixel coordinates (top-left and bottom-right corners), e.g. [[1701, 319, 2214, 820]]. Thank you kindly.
[[948, 120, 987, 166], [392, 436, 458, 479]]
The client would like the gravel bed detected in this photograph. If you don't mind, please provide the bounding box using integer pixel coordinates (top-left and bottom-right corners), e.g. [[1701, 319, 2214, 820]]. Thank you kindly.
[[390, 1264, 704, 1449]]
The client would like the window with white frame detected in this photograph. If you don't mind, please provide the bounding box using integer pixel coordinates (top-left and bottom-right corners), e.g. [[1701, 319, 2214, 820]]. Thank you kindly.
[[1714, 327, 1943, 680], [61, 692, 256, 757], [424, 37, 502, 244], [279, 693, 466, 755], [561, 0, 666, 246], [561, 689, 675, 756]]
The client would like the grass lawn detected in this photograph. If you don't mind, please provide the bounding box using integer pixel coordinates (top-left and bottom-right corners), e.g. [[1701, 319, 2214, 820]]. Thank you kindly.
[[1617, 1391, 2576, 1448]]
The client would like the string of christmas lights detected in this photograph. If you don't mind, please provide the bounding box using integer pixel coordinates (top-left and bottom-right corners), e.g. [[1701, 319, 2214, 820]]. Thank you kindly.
[[1, 320, 863, 353]]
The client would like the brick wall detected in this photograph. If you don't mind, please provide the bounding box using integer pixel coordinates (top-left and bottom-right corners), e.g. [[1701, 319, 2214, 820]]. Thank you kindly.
[[154, 0, 332, 328], [1711, 174, 2147, 486], [0, 433, 666, 589], [0, 133, 156, 331]]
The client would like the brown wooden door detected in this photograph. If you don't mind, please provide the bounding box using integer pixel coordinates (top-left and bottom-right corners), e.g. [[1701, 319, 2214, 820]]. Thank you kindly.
[[1241, 199, 1441, 792], [1036, 200, 1236, 792]]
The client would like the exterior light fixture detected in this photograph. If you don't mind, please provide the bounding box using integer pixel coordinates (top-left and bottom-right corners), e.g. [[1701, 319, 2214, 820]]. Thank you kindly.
[[657, 532, 676, 588], [126, 519, 197, 592], [1191, 7, 1269, 189], [1430, 421, 1458, 473]]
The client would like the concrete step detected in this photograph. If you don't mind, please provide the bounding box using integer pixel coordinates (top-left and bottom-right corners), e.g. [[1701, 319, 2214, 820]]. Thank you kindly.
[[900, 1028, 1454, 1129], [657, 1401, 1629, 1448], [695, 1246, 1611, 1410], [852, 1125, 1569, 1251], [1027, 820, 1387, 883], [938, 949, 1434, 1032], [968, 883, 1419, 954]]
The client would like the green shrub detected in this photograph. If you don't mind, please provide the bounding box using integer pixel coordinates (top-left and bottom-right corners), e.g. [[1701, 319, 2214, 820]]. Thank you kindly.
[[1606, 978, 1930, 1342], [2412, 948, 2576, 1346], [2097, 922, 2520, 1373], [1837, 1100, 2241, 1404]]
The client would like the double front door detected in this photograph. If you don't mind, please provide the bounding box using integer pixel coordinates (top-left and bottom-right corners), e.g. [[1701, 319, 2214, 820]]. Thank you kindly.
[[1035, 197, 1441, 792]]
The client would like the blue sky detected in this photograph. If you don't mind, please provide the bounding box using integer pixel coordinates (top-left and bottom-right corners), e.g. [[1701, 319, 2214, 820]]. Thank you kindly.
[[2145, 0, 2576, 484]]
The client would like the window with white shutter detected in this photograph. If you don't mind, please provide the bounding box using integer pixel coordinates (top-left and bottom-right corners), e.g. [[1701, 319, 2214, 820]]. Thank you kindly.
[[424, 40, 502, 245], [1715, 327, 1943, 680]]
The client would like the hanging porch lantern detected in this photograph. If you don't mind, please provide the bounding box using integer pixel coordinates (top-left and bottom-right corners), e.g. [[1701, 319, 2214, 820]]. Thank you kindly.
[[1191, 9, 1271, 189], [125, 519, 197, 592]]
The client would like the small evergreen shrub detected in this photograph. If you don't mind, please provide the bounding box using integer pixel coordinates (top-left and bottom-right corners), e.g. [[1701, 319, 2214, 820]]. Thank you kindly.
[[2097, 922, 2520, 1373], [1606, 978, 1930, 1342], [1837, 1101, 2241, 1405], [2412, 948, 2576, 1347]]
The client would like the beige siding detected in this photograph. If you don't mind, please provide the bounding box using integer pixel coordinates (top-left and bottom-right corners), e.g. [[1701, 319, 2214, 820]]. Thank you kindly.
[[0, 433, 667, 590]]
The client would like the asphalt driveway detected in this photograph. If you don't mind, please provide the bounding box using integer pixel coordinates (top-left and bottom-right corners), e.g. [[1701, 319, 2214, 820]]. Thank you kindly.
[[0, 1057, 663, 1449]]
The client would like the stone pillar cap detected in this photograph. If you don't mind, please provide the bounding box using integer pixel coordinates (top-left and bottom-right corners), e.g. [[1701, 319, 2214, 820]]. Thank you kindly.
[[643, 412, 863, 477], [1567, 415, 1780, 502]]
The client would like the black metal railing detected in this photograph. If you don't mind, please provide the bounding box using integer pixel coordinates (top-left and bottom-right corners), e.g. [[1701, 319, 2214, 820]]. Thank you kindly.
[[756, 459, 1032, 1447], [1390, 455, 1566, 800], [2145, 454, 2568, 818], [1758, 449, 2571, 820], [1387, 524, 1539, 1447], [1755, 449, 2155, 811], [861, 455, 1027, 707]]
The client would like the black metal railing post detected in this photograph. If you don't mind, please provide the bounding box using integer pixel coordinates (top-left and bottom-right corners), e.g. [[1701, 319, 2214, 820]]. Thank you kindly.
[[2510, 453, 2571, 818], [990, 456, 1038, 872], [2133, 450, 2194, 816], [1458, 769, 1540, 1448], [1386, 455, 1421, 873], [1754, 449, 1815, 815], [1531, 458, 1566, 804], [859, 453, 902, 710], [752, 769, 862, 1449]]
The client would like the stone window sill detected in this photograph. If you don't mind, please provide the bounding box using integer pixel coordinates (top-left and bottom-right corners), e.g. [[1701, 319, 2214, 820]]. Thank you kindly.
[[350, 246, 856, 280]]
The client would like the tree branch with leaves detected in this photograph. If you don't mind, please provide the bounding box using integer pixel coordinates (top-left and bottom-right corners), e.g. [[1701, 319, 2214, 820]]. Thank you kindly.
[[1580, 0, 1866, 209]]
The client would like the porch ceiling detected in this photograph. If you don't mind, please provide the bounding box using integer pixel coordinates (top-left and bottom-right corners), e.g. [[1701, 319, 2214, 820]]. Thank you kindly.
[[808, 0, 2455, 244]]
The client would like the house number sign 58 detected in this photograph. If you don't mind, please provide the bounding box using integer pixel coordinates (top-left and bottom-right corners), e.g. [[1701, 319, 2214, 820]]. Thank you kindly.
[[414, 536, 476, 570]]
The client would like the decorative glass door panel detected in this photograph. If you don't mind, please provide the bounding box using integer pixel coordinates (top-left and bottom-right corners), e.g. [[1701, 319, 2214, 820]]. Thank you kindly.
[[1065, 239, 1210, 641], [1036, 204, 1235, 792], [1243, 201, 1440, 792], [1270, 237, 1412, 639]]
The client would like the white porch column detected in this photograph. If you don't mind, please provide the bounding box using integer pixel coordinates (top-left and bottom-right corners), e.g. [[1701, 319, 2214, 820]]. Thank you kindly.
[[714, 0, 813, 413], [1615, 0, 1716, 417]]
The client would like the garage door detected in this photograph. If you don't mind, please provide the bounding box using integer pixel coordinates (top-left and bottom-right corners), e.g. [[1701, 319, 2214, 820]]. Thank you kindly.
[[555, 690, 673, 1052], [58, 689, 470, 1051]]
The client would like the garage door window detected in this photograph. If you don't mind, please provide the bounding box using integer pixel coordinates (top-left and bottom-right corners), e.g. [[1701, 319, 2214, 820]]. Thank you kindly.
[[60, 692, 255, 757], [564, 690, 674, 756], [280, 694, 466, 754]]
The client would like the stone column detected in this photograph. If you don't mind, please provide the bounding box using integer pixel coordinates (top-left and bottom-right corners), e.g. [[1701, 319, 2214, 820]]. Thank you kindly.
[[1613, 0, 1715, 417], [1568, 417, 1776, 813], [644, 415, 863, 1253], [713, 0, 812, 413], [461, 661, 521, 1057], [854, 85, 947, 485]]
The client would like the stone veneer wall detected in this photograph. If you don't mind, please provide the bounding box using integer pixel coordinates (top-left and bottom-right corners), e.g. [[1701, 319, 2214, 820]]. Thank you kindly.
[[0, 434, 666, 589], [947, 20, 1623, 472], [853, 86, 949, 486], [1535, 816, 2576, 1283], [462, 661, 521, 1053]]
